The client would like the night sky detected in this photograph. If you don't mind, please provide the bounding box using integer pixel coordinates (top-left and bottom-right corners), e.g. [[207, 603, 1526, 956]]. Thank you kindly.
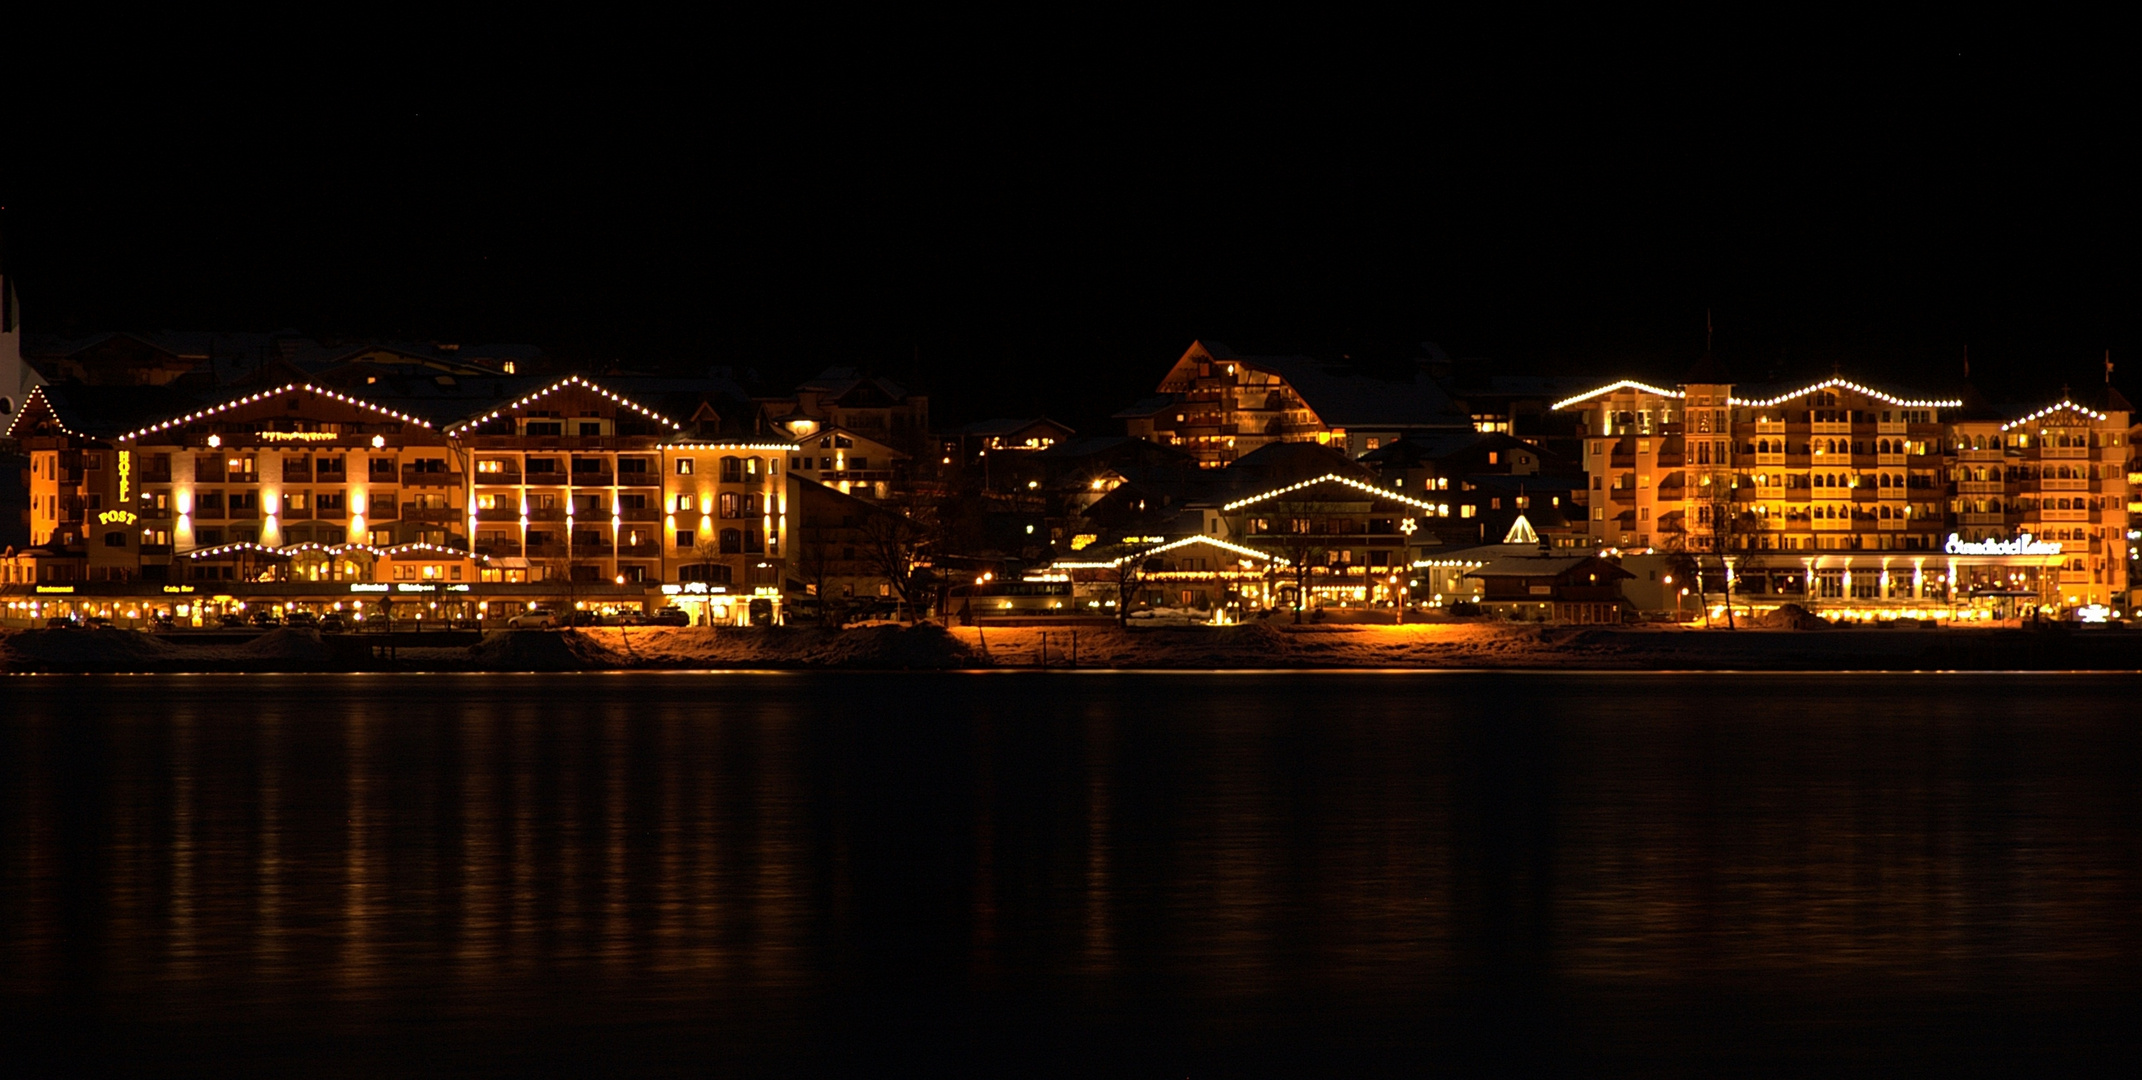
[[7, 23, 2137, 426]]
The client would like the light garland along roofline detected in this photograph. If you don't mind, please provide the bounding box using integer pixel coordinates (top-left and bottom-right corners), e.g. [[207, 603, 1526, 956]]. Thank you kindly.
[[2000, 399, 2109, 431], [3, 386, 85, 441], [1053, 533, 1292, 569], [1730, 378, 1961, 409], [182, 540, 493, 562], [1550, 380, 1686, 411], [119, 383, 437, 443], [665, 442, 796, 451], [1222, 472, 1443, 513], [444, 374, 685, 435]]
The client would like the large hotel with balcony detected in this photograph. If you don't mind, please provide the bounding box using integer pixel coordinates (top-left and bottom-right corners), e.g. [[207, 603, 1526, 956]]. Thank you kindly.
[[6, 375, 800, 626], [1556, 362, 2133, 617]]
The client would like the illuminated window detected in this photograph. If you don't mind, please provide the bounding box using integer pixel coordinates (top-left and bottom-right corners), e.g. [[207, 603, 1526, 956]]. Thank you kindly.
[[675, 458, 694, 475]]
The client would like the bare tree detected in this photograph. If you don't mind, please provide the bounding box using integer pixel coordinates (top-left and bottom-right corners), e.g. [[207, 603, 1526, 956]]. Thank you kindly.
[[858, 495, 936, 624], [1245, 497, 1340, 623], [1667, 483, 1754, 628], [1111, 547, 1156, 630], [792, 518, 845, 627]]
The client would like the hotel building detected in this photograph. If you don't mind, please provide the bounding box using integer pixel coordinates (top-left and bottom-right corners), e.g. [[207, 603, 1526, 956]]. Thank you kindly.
[[6, 375, 800, 626], [1117, 340, 1468, 468], [1555, 367, 2132, 617]]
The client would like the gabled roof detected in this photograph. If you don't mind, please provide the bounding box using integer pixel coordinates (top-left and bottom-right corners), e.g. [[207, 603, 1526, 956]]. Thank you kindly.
[[796, 366, 912, 403], [791, 424, 912, 458], [6, 383, 201, 441], [1159, 340, 1464, 428], [954, 416, 1074, 439], [1728, 376, 1960, 409], [1553, 374, 1963, 411], [443, 374, 687, 435], [2000, 398, 2110, 431], [118, 382, 439, 441], [1221, 472, 1447, 514], [1052, 533, 1289, 570]]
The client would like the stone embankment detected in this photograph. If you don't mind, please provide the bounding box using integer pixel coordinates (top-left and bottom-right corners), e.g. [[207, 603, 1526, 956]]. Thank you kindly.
[[4, 621, 2140, 673]]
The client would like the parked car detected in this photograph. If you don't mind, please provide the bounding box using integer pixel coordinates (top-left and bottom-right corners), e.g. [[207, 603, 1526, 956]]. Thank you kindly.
[[647, 606, 691, 627], [563, 610, 601, 628], [249, 609, 281, 628], [43, 615, 82, 630], [506, 607, 559, 629], [285, 610, 320, 628], [150, 612, 177, 631], [319, 613, 349, 633], [85, 616, 113, 630], [219, 612, 248, 628]]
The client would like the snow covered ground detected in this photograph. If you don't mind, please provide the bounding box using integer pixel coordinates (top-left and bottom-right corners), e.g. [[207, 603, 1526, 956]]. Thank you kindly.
[[5, 621, 2138, 673]]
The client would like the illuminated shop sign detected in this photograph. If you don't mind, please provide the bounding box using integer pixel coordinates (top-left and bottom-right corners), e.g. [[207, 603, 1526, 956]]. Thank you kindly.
[[396, 583, 437, 592], [98, 510, 140, 526], [1944, 532, 2062, 556], [255, 431, 342, 441], [663, 582, 729, 595], [35, 586, 75, 594], [162, 585, 195, 594], [350, 583, 391, 592]]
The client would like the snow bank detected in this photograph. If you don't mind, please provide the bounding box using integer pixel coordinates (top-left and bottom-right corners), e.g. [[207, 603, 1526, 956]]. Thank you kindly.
[[466, 629, 629, 671], [568, 623, 986, 669], [0, 627, 179, 671]]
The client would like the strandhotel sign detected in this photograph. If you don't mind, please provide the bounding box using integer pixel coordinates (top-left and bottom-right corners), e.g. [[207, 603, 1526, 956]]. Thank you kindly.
[[1944, 532, 2063, 556]]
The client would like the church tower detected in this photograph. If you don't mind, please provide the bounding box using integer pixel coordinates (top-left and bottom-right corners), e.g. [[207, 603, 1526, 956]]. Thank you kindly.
[[1, 225, 47, 419]]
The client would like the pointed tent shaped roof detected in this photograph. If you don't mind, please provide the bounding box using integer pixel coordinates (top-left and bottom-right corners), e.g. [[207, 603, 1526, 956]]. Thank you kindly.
[[1502, 513, 1539, 545]]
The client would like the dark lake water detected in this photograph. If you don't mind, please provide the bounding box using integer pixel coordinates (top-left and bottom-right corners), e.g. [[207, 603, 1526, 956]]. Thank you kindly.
[[4, 672, 2140, 1077]]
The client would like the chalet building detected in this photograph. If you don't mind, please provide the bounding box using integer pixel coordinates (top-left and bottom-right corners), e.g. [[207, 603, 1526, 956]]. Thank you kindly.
[[1058, 442, 1446, 612], [1116, 340, 1467, 468], [787, 426, 910, 500], [1555, 361, 2134, 618], [1464, 552, 1631, 624], [10, 385, 201, 578], [761, 367, 931, 456], [1049, 534, 1287, 617], [1429, 370, 1596, 445], [941, 418, 1077, 489], [1948, 391, 2134, 610], [789, 476, 904, 620]]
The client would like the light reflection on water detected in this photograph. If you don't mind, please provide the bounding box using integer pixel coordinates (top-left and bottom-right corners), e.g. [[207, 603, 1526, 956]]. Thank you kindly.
[[3, 672, 2139, 1075]]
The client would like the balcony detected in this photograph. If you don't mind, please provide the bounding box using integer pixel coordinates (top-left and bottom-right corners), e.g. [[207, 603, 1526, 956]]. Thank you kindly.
[[402, 505, 459, 523], [193, 505, 226, 520], [366, 504, 397, 521], [400, 467, 454, 486], [526, 507, 566, 522], [568, 471, 616, 487], [620, 506, 661, 522], [283, 467, 312, 483], [616, 471, 661, 487], [473, 469, 523, 485], [619, 542, 662, 558], [281, 506, 313, 521], [522, 471, 567, 485], [476, 507, 522, 523]]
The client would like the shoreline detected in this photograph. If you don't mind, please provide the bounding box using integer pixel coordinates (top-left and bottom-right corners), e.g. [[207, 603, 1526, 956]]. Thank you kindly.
[[6, 622, 2141, 674]]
